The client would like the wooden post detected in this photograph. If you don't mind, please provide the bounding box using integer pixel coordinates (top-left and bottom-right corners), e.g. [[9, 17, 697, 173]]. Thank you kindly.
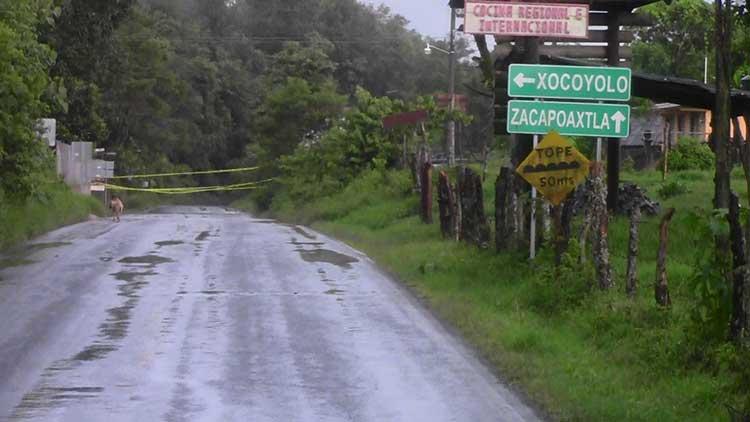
[[579, 182, 592, 264], [453, 182, 461, 241], [728, 193, 750, 343], [655, 208, 676, 306], [552, 206, 564, 265], [402, 133, 408, 169], [662, 121, 671, 181], [459, 167, 490, 247], [591, 163, 613, 289], [438, 170, 456, 238], [421, 162, 433, 224], [626, 206, 641, 298], [554, 199, 574, 265], [495, 167, 514, 251], [606, 10, 621, 211]]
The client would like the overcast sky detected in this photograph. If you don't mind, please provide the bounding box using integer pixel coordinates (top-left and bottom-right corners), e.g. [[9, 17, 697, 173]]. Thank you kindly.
[[359, 0, 452, 39]]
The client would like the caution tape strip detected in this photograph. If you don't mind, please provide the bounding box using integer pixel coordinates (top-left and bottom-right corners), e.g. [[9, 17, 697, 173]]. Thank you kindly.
[[108, 166, 260, 179], [104, 179, 274, 195]]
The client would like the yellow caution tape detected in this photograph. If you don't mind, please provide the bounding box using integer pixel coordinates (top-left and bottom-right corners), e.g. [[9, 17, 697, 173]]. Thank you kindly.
[[104, 179, 274, 195], [109, 166, 260, 179]]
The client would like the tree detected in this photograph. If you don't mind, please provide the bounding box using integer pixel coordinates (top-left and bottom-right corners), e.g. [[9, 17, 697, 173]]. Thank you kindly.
[[633, 0, 714, 80], [714, 0, 732, 211], [43, 0, 134, 144], [0, 0, 57, 199]]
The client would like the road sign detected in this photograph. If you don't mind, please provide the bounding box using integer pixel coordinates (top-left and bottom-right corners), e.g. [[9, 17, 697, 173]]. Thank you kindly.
[[507, 100, 630, 138], [517, 131, 590, 205], [508, 64, 631, 101], [464, 1, 589, 39]]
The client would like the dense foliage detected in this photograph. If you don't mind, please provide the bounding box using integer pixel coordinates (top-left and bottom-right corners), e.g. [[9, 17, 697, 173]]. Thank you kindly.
[[39, 0, 477, 183], [0, 0, 56, 199], [633, 0, 750, 84]]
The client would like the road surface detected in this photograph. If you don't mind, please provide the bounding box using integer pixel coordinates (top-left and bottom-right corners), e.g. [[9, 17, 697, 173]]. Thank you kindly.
[[0, 206, 539, 421]]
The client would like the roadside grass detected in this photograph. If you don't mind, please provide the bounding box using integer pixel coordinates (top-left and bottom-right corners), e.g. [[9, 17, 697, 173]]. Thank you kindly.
[[0, 181, 104, 251], [243, 167, 747, 420]]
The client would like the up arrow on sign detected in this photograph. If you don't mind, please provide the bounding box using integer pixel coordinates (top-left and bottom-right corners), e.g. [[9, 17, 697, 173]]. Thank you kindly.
[[508, 64, 631, 102], [611, 111, 627, 133]]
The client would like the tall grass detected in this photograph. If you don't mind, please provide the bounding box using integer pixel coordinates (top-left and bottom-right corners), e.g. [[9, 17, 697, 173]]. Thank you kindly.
[[0, 181, 104, 250]]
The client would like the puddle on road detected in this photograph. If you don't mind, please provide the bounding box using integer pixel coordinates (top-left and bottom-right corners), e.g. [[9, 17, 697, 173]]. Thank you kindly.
[[71, 344, 118, 362], [26, 242, 72, 252], [297, 248, 358, 269], [293, 226, 317, 240], [195, 231, 212, 241], [46, 387, 104, 394], [0, 258, 35, 270], [155, 240, 184, 247], [110, 270, 157, 283], [324, 289, 345, 295], [118, 255, 173, 267], [12, 386, 104, 419], [289, 238, 325, 247]]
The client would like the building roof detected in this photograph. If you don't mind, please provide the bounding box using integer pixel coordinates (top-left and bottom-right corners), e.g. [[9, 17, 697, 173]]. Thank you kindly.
[[541, 56, 750, 116]]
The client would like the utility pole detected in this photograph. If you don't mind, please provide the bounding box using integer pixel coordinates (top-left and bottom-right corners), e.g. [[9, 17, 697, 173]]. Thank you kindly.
[[447, 5, 457, 167]]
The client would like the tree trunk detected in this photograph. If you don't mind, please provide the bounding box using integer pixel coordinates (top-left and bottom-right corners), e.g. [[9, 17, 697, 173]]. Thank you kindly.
[[590, 164, 613, 289], [626, 206, 641, 298], [459, 167, 490, 247], [438, 170, 456, 238], [415, 143, 430, 193], [729, 192, 750, 344], [420, 162, 433, 224], [713, 0, 732, 211], [655, 208, 676, 307], [579, 182, 592, 265]]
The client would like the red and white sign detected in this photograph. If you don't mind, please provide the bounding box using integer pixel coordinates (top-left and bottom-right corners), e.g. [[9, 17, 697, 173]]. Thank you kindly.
[[464, 1, 589, 39]]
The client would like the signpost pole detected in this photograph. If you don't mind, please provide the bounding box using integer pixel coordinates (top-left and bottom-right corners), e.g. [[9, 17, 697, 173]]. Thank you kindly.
[[530, 134, 539, 260], [447, 6, 457, 167], [596, 101, 603, 161]]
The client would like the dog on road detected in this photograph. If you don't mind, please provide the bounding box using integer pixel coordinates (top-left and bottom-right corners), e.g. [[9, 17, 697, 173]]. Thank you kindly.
[[110, 196, 124, 222]]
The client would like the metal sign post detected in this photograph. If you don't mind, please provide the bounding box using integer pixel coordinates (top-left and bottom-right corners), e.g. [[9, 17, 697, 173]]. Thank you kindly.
[[530, 134, 539, 260]]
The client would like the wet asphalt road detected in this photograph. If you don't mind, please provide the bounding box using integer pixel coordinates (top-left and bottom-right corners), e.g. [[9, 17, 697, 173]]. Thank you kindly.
[[0, 206, 539, 422]]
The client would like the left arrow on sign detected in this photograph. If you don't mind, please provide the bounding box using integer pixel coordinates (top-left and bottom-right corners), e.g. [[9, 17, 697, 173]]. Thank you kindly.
[[513, 73, 536, 88]]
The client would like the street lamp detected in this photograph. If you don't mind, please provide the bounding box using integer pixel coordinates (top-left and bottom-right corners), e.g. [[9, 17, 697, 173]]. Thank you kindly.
[[424, 43, 451, 56]]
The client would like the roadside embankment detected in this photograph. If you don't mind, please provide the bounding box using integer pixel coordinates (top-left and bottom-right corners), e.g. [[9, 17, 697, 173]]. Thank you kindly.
[[0, 181, 104, 251], [233, 168, 749, 421]]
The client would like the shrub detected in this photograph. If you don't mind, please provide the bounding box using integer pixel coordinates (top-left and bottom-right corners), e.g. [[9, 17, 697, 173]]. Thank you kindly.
[[622, 156, 636, 172], [657, 180, 690, 198], [665, 136, 714, 171], [526, 245, 594, 315]]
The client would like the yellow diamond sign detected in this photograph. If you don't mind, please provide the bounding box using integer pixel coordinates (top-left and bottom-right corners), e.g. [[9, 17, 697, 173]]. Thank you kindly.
[[516, 131, 590, 205]]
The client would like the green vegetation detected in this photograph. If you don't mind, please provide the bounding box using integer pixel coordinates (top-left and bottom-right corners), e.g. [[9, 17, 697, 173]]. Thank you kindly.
[[232, 167, 750, 421], [665, 137, 715, 171], [0, 180, 103, 251]]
